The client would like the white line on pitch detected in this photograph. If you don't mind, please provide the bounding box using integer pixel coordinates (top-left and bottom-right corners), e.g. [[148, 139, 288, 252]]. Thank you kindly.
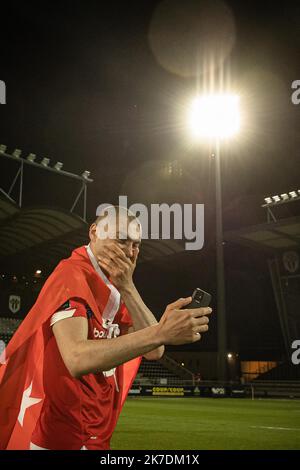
[[250, 426, 300, 431]]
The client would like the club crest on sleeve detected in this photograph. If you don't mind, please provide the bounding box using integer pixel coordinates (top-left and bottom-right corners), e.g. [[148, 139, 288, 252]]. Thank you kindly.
[[60, 300, 70, 310]]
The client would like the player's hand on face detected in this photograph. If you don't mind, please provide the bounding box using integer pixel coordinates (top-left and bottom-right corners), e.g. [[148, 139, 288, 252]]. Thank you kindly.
[[96, 239, 139, 289], [156, 297, 212, 346]]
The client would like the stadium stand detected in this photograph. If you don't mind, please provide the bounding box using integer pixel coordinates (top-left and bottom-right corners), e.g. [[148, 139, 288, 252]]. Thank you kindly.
[[254, 361, 300, 381], [0, 317, 22, 347], [134, 356, 194, 386]]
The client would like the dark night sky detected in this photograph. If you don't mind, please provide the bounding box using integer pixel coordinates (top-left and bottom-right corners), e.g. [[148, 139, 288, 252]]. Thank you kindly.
[[0, 0, 299, 359]]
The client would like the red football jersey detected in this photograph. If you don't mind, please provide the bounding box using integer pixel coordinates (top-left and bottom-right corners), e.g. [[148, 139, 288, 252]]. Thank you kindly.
[[31, 298, 133, 450]]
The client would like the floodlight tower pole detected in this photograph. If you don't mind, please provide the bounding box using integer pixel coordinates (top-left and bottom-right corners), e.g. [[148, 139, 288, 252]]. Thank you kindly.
[[215, 138, 227, 382]]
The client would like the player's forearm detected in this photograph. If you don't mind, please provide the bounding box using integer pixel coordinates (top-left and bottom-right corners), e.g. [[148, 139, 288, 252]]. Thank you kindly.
[[120, 283, 165, 358], [120, 282, 159, 330], [71, 323, 163, 377]]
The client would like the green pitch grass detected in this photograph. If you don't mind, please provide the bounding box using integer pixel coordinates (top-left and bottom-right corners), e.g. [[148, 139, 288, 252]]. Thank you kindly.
[[111, 397, 300, 450]]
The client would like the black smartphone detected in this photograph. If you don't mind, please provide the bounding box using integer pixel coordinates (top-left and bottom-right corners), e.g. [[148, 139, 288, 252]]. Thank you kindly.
[[186, 288, 212, 308]]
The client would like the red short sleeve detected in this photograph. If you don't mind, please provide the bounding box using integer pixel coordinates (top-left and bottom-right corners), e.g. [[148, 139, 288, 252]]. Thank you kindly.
[[50, 298, 88, 327]]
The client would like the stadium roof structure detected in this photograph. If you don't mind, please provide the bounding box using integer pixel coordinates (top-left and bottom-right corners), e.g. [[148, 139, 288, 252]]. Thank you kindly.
[[225, 215, 300, 253], [0, 194, 19, 221], [225, 206, 300, 360], [0, 197, 185, 274]]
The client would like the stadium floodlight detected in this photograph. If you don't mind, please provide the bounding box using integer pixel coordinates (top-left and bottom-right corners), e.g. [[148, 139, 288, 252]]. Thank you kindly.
[[12, 149, 21, 158], [298, 190, 300, 196], [27, 153, 36, 163], [41, 157, 50, 167], [227, 353, 233, 359], [82, 170, 91, 179], [187, 93, 240, 381], [54, 162, 63, 171], [187, 94, 240, 139], [264, 197, 273, 204], [35, 269, 42, 275], [289, 191, 297, 198], [272, 195, 281, 202], [280, 193, 289, 201], [0, 144, 7, 154]]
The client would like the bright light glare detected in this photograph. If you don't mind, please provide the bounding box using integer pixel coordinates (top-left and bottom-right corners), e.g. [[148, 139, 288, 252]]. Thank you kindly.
[[188, 94, 240, 139]]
